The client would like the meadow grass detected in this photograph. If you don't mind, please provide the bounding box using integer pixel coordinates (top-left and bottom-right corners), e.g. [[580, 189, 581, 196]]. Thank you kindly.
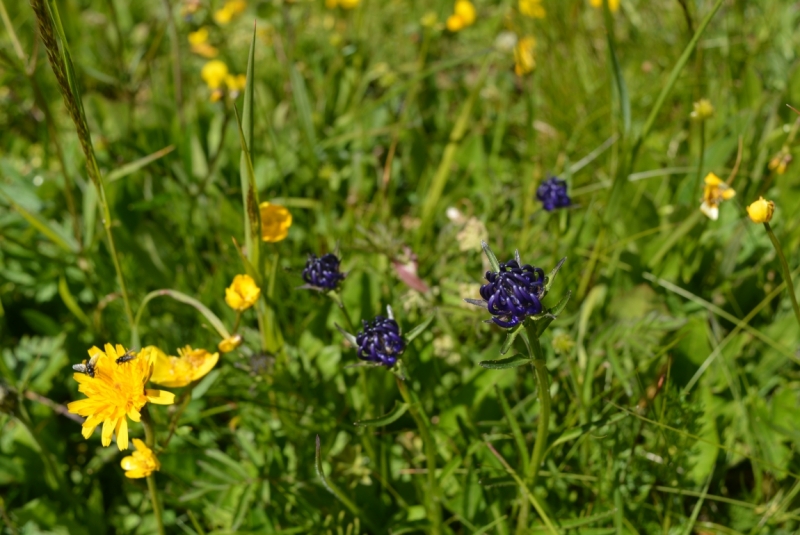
[[2, 0, 800, 533]]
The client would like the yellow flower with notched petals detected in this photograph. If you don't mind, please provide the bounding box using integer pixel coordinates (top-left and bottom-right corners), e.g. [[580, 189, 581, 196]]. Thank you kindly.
[[201, 60, 229, 90], [699, 172, 735, 221], [260, 202, 292, 242], [225, 274, 261, 311], [519, 0, 545, 18], [68, 345, 175, 451], [446, 0, 476, 32], [120, 439, 160, 478], [746, 197, 775, 224], [590, 0, 620, 11], [514, 36, 536, 76], [150, 346, 219, 388], [218, 334, 243, 353]]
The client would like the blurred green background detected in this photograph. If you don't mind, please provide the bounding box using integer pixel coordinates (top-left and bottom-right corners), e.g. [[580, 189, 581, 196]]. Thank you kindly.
[[3, 0, 800, 533]]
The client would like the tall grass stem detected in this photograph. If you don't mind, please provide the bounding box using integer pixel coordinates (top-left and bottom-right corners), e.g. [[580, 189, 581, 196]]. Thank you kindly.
[[764, 223, 800, 330]]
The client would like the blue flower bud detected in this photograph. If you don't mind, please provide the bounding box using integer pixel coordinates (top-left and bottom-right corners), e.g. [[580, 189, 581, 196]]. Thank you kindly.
[[355, 316, 405, 367], [302, 253, 346, 291], [479, 260, 545, 327], [536, 176, 571, 211]]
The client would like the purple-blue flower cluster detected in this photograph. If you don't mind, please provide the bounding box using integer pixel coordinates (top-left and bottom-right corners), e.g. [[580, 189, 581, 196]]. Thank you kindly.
[[356, 316, 405, 367], [302, 253, 345, 291], [536, 176, 571, 211], [479, 260, 545, 328]]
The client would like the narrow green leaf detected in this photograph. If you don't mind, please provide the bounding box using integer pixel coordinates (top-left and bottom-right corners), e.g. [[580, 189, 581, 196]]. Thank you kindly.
[[204, 449, 251, 481], [545, 412, 629, 457], [231, 483, 257, 532], [135, 289, 230, 343], [0, 192, 75, 253], [535, 290, 572, 337], [404, 313, 435, 344], [500, 323, 524, 355], [315, 435, 377, 530], [495, 385, 528, 476], [354, 401, 408, 427], [335, 323, 358, 346], [481, 241, 501, 273], [58, 276, 90, 326], [192, 369, 221, 400], [196, 459, 240, 484], [290, 65, 317, 149], [107, 145, 175, 182], [544, 257, 567, 295], [479, 354, 531, 370], [238, 25, 260, 271]]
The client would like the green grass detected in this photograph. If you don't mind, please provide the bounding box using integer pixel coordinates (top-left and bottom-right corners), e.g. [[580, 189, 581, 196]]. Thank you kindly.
[[3, 0, 800, 533]]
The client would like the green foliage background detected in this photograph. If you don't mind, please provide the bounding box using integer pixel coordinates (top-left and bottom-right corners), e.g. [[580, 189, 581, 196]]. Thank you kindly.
[[3, 0, 800, 533]]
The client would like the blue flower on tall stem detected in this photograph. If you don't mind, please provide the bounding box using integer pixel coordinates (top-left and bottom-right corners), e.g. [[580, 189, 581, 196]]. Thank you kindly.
[[355, 315, 405, 367], [536, 176, 571, 211], [301, 253, 346, 292]]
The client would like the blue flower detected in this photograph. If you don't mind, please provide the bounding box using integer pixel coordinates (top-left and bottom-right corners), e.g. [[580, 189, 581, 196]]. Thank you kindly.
[[536, 176, 571, 211], [302, 253, 345, 291], [478, 260, 545, 328], [356, 316, 405, 367]]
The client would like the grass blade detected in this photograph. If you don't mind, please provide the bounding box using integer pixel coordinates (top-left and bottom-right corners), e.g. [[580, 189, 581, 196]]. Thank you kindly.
[[238, 24, 260, 270], [315, 435, 377, 530], [354, 401, 408, 427], [495, 385, 529, 476], [479, 354, 531, 370]]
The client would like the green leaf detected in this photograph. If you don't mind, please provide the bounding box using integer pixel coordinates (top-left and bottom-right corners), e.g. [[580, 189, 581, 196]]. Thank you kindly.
[[481, 241, 501, 273], [315, 435, 377, 530], [354, 401, 408, 427], [495, 385, 528, 475], [135, 289, 231, 343], [106, 145, 175, 182], [404, 313, 435, 344], [0, 189, 75, 253], [238, 25, 260, 271], [192, 369, 221, 400], [335, 323, 358, 346], [479, 354, 531, 370], [500, 323, 524, 355], [544, 257, 567, 295], [58, 276, 90, 326], [290, 65, 317, 150], [535, 290, 572, 337], [204, 449, 251, 481]]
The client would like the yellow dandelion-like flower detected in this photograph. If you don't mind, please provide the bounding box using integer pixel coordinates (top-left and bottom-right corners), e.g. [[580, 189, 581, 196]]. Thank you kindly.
[[68, 345, 175, 451], [201, 60, 229, 90], [225, 274, 261, 311], [446, 0, 476, 32], [590, 0, 620, 11], [260, 202, 292, 242], [746, 197, 775, 224], [120, 439, 160, 479], [519, 0, 545, 18], [150, 346, 220, 388], [218, 334, 243, 353], [514, 36, 536, 76], [699, 172, 736, 221]]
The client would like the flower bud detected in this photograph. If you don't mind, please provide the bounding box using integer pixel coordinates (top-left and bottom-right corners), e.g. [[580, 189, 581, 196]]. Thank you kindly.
[[218, 334, 243, 353], [746, 197, 775, 224]]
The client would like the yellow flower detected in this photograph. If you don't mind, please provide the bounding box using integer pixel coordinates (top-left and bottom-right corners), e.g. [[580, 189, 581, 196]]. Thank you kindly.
[[340, 0, 360, 8], [120, 438, 160, 479], [746, 197, 775, 224], [150, 346, 219, 388], [225, 274, 261, 311], [260, 202, 292, 242], [589, 0, 620, 11], [514, 36, 536, 76], [201, 60, 229, 90], [325, 0, 338, 8], [446, 0, 476, 32], [225, 74, 247, 95], [68, 345, 175, 451], [690, 99, 714, 121], [699, 172, 736, 221], [218, 334, 243, 353], [519, 0, 545, 18], [214, 0, 246, 24], [189, 29, 219, 58]]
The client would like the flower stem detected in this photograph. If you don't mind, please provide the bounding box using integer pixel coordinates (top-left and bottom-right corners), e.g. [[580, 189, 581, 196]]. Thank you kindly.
[[395, 377, 442, 535], [516, 322, 552, 535], [764, 223, 800, 330], [142, 408, 166, 535], [694, 121, 705, 201]]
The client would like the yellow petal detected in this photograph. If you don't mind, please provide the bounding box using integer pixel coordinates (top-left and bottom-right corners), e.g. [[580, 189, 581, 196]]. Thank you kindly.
[[721, 188, 736, 200], [102, 418, 115, 447], [82, 424, 96, 439], [128, 407, 142, 422], [703, 172, 722, 186], [146, 389, 176, 405], [116, 418, 129, 450], [132, 438, 147, 451]]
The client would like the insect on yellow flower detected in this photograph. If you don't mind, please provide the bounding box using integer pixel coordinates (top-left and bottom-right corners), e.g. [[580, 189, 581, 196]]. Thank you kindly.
[[514, 36, 536, 76], [699, 172, 736, 221], [746, 197, 775, 224], [68, 345, 175, 451], [589, 0, 620, 11], [446, 0, 476, 32], [120, 439, 160, 479], [150, 346, 220, 388], [201, 60, 229, 90], [260, 202, 293, 242], [519, 0, 546, 18], [225, 274, 261, 311], [218, 334, 243, 353]]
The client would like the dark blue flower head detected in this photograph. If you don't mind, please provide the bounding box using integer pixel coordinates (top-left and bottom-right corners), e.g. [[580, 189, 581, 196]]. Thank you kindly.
[[479, 260, 545, 328], [302, 253, 345, 291], [536, 176, 571, 211], [356, 315, 405, 367]]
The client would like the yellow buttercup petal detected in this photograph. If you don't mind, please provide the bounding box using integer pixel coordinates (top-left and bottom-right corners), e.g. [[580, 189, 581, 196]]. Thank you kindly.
[[146, 389, 176, 405], [225, 274, 261, 311], [259, 202, 292, 242], [120, 439, 160, 479]]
